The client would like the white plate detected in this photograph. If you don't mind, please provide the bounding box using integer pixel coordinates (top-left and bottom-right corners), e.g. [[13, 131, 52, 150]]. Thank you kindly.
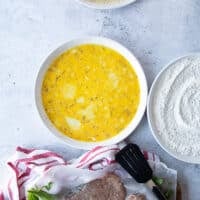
[[77, 0, 136, 10], [147, 54, 200, 164], [35, 36, 147, 149]]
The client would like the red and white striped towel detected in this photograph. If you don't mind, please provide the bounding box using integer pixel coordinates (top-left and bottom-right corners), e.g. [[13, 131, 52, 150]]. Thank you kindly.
[[0, 145, 159, 200]]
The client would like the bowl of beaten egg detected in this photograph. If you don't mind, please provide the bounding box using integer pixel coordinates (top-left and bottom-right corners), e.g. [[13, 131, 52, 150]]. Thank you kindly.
[[35, 37, 147, 149]]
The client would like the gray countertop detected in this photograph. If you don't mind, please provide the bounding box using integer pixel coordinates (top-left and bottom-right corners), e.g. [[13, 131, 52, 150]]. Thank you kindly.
[[0, 0, 200, 199]]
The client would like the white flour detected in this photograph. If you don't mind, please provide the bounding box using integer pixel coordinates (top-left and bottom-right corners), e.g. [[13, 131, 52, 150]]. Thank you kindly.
[[152, 55, 200, 158]]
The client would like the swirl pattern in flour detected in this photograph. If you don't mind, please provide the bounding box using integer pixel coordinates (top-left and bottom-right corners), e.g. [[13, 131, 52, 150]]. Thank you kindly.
[[152, 55, 200, 158]]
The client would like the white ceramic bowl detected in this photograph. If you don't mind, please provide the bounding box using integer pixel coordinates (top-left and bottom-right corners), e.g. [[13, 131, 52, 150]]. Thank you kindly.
[[147, 54, 200, 164], [35, 37, 147, 149], [77, 0, 136, 9]]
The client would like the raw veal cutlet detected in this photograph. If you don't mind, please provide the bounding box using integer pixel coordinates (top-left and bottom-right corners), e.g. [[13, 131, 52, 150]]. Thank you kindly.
[[65, 173, 126, 200], [127, 194, 146, 200]]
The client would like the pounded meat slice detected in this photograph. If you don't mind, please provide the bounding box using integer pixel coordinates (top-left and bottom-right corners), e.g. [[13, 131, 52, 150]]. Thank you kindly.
[[127, 194, 146, 200], [66, 173, 126, 200]]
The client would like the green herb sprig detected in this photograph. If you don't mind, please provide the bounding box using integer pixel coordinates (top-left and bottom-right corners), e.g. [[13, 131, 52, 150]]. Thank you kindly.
[[152, 176, 174, 200], [27, 182, 56, 200]]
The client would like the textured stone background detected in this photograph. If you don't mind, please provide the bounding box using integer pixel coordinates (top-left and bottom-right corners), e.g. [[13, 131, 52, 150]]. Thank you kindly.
[[0, 0, 200, 199]]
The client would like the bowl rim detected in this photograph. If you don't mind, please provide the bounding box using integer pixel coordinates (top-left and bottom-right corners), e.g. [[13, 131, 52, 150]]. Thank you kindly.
[[147, 52, 200, 164], [35, 36, 148, 149], [76, 0, 136, 10]]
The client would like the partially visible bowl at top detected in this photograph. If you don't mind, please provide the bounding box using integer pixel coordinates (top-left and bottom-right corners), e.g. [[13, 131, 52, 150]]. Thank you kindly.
[[35, 37, 147, 149], [76, 0, 136, 9]]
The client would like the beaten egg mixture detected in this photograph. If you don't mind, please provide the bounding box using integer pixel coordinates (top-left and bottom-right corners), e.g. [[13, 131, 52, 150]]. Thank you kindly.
[[42, 44, 140, 142]]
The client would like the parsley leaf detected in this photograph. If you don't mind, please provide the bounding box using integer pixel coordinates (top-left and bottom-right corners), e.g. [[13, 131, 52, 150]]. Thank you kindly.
[[27, 182, 56, 200], [152, 176, 164, 186], [27, 190, 55, 200]]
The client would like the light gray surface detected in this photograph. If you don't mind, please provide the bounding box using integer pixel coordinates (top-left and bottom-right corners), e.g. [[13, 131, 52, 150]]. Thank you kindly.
[[0, 0, 200, 199]]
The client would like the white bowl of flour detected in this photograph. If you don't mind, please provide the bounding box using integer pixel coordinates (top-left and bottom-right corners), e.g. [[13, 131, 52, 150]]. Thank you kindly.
[[77, 0, 136, 9], [148, 54, 200, 163]]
